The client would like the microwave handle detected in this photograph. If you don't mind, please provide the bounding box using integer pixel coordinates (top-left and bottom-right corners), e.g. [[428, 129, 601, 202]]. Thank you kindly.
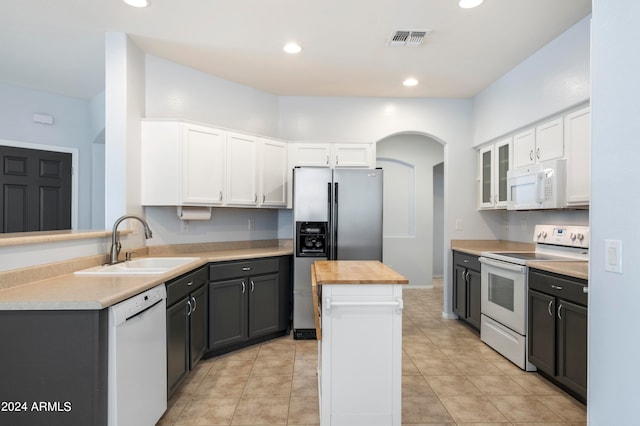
[[536, 172, 546, 203]]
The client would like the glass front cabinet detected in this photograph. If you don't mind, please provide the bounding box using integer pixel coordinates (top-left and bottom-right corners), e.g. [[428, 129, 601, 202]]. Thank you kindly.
[[479, 137, 513, 209]]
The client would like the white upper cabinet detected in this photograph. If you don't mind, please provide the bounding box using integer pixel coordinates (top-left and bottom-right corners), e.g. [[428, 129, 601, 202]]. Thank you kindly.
[[564, 106, 591, 206], [226, 132, 259, 206], [259, 138, 288, 207], [289, 143, 332, 167], [513, 118, 564, 168], [332, 143, 374, 167], [535, 118, 565, 162], [142, 121, 225, 206], [479, 137, 512, 209], [289, 142, 375, 169]]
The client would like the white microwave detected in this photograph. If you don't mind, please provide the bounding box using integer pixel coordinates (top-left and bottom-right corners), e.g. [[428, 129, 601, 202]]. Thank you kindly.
[[507, 159, 566, 210]]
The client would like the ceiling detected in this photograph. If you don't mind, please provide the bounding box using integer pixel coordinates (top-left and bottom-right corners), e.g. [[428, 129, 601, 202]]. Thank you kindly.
[[0, 0, 591, 100]]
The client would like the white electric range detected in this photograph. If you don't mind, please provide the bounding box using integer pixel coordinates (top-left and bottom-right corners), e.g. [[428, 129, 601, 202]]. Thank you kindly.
[[478, 225, 589, 371]]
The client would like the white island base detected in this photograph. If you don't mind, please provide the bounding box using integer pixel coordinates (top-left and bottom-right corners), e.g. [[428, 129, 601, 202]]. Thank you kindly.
[[313, 261, 408, 426]]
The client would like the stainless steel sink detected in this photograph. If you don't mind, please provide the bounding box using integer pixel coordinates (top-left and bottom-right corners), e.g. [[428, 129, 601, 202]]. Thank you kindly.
[[75, 257, 200, 275]]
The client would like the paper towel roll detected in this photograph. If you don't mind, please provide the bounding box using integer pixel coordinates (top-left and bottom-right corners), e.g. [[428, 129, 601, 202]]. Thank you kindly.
[[177, 206, 212, 220]]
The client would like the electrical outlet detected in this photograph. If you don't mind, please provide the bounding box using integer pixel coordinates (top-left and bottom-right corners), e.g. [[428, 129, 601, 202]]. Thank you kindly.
[[248, 218, 255, 231], [520, 220, 527, 231], [455, 219, 463, 231], [181, 221, 189, 232]]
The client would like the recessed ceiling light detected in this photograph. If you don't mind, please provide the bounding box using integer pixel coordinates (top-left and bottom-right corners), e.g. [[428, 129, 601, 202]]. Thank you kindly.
[[283, 42, 302, 54], [123, 0, 149, 8], [403, 78, 419, 87], [458, 0, 483, 9]]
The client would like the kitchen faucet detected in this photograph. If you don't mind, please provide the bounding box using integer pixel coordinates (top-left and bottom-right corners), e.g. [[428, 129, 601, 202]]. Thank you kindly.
[[109, 215, 153, 265]]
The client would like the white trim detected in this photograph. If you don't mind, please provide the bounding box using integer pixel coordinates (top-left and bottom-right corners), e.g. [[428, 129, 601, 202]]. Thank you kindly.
[[0, 138, 79, 229]]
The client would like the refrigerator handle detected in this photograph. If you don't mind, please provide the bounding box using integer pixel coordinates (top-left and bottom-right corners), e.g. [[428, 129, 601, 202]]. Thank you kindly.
[[333, 182, 339, 259], [328, 182, 334, 259]]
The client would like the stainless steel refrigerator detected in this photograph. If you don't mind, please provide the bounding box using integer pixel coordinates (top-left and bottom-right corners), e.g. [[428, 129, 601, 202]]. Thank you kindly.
[[292, 167, 383, 339]]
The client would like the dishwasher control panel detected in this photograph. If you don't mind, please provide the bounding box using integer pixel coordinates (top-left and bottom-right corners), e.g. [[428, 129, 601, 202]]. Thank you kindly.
[[110, 284, 166, 325]]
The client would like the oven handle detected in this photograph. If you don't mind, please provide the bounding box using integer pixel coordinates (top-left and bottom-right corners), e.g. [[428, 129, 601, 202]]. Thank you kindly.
[[479, 257, 527, 273]]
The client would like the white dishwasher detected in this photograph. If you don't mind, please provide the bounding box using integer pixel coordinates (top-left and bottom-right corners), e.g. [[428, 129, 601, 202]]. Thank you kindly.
[[108, 284, 167, 426]]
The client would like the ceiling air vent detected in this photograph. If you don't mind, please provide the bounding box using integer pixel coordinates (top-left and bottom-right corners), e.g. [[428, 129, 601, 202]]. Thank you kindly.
[[388, 30, 430, 47]]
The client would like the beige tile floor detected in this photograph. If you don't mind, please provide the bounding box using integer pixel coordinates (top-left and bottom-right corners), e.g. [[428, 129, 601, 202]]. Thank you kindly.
[[157, 280, 586, 425]]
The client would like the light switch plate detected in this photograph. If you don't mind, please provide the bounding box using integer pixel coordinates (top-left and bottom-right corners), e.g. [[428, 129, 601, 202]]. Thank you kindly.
[[605, 239, 622, 273]]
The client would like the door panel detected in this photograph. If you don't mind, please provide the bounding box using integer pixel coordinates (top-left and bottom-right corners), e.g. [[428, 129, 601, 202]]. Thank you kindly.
[[0, 146, 71, 232], [528, 289, 555, 375], [333, 168, 383, 260]]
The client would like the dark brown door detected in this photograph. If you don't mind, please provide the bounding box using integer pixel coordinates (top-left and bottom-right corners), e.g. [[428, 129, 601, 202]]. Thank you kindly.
[[0, 145, 72, 233]]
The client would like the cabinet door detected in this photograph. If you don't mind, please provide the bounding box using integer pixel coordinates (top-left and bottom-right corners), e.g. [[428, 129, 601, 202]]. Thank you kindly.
[[182, 124, 226, 205], [249, 273, 280, 338], [289, 143, 331, 167], [227, 132, 258, 205], [208, 278, 248, 350], [167, 298, 189, 397], [467, 268, 481, 330], [189, 285, 208, 369], [536, 117, 564, 163], [478, 145, 494, 208], [332, 144, 373, 167], [260, 139, 288, 207], [557, 299, 588, 399], [527, 289, 556, 375], [494, 138, 512, 207], [513, 128, 536, 168], [453, 265, 467, 319], [565, 107, 591, 206]]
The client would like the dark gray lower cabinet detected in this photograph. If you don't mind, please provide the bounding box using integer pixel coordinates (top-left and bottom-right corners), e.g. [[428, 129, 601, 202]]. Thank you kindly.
[[166, 265, 208, 398], [452, 251, 481, 331], [528, 269, 587, 403], [0, 309, 108, 426], [208, 256, 290, 354]]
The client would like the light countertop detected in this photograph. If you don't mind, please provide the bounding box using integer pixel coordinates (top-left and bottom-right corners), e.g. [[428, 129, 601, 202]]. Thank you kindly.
[[312, 260, 409, 285], [0, 246, 292, 311], [451, 239, 588, 280]]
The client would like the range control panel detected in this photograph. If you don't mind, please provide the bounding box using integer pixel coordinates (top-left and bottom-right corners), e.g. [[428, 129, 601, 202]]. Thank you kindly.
[[533, 225, 589, 248]]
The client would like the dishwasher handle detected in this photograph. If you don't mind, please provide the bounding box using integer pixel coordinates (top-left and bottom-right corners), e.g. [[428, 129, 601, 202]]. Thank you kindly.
[[125, 299, 163, 322]]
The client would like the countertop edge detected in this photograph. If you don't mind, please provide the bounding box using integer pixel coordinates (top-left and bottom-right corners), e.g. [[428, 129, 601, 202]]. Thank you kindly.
[[0, 247, 293, 311]]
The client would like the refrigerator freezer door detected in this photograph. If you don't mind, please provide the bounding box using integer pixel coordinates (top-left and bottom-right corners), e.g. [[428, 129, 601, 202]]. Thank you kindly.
[[293, 168, 332, 222], [332, 169, 383, 261]]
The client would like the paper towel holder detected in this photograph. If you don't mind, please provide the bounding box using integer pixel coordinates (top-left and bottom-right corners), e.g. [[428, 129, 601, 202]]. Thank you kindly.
[[177, 206, 212, 221]]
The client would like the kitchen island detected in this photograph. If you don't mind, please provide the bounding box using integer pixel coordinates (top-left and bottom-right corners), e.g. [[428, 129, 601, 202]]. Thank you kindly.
[[312, 260, 408, 426]]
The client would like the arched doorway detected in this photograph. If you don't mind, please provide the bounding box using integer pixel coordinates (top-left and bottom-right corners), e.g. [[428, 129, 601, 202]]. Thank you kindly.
[[376, 132, 444, 287]]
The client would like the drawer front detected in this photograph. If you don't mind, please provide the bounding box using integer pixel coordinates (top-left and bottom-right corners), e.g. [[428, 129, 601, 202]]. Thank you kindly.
[[529, 269, 587, 305], [453, 251, 481, 271], [209, 257, 280, 281], [167, 266, 208, 306]]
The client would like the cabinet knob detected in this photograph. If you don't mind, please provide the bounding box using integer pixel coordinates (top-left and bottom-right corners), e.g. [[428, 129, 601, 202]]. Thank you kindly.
[[251, 280, 255, 292], [219, 191, 223, 202], [536, 148, 540, 159], [557, 304, 563, 320], [187, 281, 194, 286], [242, 281, 246, 294], [530, 150, 534, 161], [547, 300, 553, 316], [242, 267, 251, 271], [186, 299, 193, 316]]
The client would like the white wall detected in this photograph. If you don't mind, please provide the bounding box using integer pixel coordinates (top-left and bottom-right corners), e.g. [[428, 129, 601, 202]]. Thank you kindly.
[[472, 15, 591, 146], [0, 83, 95, 229], [588, 2, 640, 423], [145, 55, 280, 137], [377, 133, 444, 287], [433, 162, 444, 277]]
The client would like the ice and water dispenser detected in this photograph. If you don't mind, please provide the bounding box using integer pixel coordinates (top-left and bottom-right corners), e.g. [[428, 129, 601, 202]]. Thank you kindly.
[[296, 221, 328, 257]]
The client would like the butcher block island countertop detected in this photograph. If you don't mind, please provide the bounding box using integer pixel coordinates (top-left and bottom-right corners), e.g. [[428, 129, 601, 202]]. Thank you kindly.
[[312, 260, 409, 285]]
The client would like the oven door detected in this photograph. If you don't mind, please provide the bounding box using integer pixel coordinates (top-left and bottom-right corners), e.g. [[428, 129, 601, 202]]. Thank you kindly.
[[479, 257, 527, 335]]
